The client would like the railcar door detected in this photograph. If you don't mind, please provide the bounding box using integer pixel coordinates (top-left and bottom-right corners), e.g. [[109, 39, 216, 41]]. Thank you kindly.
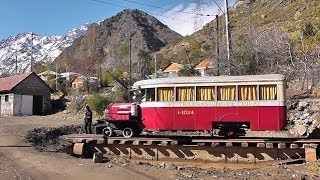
[[174, 87, 196, 130], [214, 86, 238, 125], [154, 87, 175, 130], [258, 85, 281, 130]]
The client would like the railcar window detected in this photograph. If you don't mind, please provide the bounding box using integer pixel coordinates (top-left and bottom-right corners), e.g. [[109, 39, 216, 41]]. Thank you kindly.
[[196, 86, 215, 101], [176, 87, 194, 101], [238, 85, 257, 101], [157, 87, 174, 101], [141, 88, 155, 101], [217, 86, 236, 101], [259, 85, 277, 100]]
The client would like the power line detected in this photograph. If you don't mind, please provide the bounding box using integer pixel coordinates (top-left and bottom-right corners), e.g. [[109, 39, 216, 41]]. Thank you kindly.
[[88, 0, 214, 18], [87, 0, 193, 23], [120, 0, 194, 15], [89, 0, 127, 9], [121, 0, 216, 16], [213, 0, 224, 14]]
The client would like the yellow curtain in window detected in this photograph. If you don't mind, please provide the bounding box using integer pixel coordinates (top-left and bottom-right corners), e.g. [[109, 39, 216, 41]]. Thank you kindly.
[[157, 88, 174, 101], [259, 85, 277, 100], [177, 87, 194, 101], [239, 86, 257, 100], [218, 86, 236, 101], [197, 87, 215, 101]]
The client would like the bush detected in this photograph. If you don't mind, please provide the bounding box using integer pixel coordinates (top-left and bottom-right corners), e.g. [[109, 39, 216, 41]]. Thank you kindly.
[[86, 93, 109, 117], [303, 22, 316, 37], [290, 30, 302, 44]]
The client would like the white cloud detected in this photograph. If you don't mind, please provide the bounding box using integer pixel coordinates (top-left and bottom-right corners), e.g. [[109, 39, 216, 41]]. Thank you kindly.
[[157, 3, 219, 36]]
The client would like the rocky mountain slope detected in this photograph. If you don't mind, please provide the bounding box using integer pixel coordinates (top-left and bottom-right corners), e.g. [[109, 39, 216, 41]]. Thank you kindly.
[[54, 9, 183, 75], [156, 0, 320, 76], [0, 24, 89, 76]]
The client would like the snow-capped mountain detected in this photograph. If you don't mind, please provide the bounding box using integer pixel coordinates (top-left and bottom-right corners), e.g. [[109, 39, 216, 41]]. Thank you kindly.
[[0, 24, 90, 75]]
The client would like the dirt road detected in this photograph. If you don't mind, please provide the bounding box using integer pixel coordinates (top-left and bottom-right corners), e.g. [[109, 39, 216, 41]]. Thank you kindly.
[[0, 115, 177, 180], [0, 115, 319, 180]]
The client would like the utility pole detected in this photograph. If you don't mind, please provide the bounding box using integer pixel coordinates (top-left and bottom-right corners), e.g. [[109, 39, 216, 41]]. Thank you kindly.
[[65, 61, 69, 82], [129, 34, 132, 88], [216, 15, 220, 76], [30, 33, 34, 72], [15, 53, 18, 74], [55, 63, 58, 91], [224, 0, 232, 75], [99, 62, 102, 92], [154, 53, 157, 78]]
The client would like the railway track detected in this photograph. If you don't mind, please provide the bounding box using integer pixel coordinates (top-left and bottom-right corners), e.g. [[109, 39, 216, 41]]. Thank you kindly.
[[61, 134, 320, 163]]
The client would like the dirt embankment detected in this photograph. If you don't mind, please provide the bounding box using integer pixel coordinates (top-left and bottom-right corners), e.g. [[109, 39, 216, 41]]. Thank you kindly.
[[25, 125, 81, 152]]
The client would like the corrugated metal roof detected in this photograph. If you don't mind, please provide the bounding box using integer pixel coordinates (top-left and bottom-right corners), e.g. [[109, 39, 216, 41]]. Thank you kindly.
[[0, 73, 32, 92], [133, 74, 285, 87]]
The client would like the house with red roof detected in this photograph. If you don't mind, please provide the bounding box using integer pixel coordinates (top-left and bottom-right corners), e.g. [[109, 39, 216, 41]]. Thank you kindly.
[[162, 62, 184, 77], [71, 76, 99, 91], [0, 72, 53, 116], [194, 59, 214, 76]]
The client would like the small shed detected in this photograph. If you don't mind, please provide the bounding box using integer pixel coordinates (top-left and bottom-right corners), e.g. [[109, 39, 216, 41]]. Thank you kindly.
[[0, 72, 53, 116]]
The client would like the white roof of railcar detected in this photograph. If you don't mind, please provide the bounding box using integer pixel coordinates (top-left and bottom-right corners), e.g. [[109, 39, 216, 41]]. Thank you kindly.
[[133, 74, 285, 87]]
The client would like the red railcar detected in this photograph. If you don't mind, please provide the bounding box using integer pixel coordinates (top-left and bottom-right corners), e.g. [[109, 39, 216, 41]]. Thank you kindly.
[[103, 74, 286, 137]]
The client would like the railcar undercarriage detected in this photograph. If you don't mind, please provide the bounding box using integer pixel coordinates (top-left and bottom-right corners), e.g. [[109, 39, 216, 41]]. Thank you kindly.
[[94, 119, 143, 138]]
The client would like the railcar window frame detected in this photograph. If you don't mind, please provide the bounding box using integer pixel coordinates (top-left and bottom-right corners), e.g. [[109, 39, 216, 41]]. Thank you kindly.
[[238, 85, 258, 101], [157, 87, 175, 102], [258, 84, 278, 101], [217, 85, 237, 101], [176, 86, 195, 101], [196, 86, 216, 101], [141, 88, 156, 102]]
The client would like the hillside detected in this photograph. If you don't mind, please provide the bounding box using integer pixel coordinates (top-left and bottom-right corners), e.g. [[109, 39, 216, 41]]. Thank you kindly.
[[156, 0, 320, 94], [54, 9, 183, 76], [157, 0, 320, 70]]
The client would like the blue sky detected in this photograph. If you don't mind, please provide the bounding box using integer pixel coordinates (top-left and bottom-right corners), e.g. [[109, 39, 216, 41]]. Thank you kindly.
[[0, 0, 235, 40]]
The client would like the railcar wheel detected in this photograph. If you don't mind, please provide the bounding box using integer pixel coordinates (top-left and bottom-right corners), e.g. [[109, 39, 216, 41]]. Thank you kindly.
[[102, 127, 113, 137], [122, 127, 134, 138]]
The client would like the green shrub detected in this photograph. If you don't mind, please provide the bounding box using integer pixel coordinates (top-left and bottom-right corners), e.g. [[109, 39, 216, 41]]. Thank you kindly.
[[290, 30, 302, 44], [118, 45, 129, 58], [86, 93, 109, 117]]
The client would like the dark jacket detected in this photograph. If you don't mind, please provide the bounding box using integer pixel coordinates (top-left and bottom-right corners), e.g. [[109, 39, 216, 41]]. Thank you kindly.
[[85, 109, 92, 122]]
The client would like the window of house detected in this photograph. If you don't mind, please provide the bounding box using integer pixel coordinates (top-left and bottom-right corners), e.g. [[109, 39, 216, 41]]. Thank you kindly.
[[157, 87, 174, 101], [196, 86, 215, 101], [259, 85, 277, 100], [5, 95, 9, 102], [238, 85, 257, 101], [141, 88, 155, 102], [217, 86, 236, 101], [176, 87, 194, 101]]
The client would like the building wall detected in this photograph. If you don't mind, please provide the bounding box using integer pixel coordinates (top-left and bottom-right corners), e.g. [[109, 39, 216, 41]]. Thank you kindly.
[[72, 82, 85, 89], [12, 74, 52, 114], [0, 94, 14, 116], [13, 94, 33, 116]]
